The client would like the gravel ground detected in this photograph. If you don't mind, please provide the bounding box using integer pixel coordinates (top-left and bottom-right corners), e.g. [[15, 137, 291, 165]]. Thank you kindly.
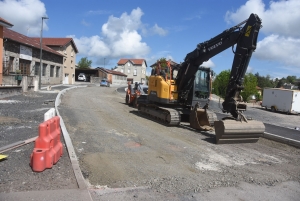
[[1, 85, 299, 200], [0, 87, 77, 193], [58, 86, 300, 200]]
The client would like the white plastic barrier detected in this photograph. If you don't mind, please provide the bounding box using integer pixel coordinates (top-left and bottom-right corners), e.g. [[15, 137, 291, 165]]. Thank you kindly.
[[44, 108, 56, 121]]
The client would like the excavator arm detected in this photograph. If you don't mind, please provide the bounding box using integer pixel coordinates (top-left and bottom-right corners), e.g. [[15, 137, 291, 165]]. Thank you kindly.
[[176, 13, 262, 118], [175, 13, 264, 144]]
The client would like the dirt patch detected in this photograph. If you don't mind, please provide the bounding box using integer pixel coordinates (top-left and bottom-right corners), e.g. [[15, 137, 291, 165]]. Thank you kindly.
[[0, 116, 21, 124]]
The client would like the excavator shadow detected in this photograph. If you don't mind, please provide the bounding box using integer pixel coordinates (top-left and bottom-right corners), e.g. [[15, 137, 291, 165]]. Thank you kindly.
[[129, 110, 217, 144], [180, 123, 216, 144]]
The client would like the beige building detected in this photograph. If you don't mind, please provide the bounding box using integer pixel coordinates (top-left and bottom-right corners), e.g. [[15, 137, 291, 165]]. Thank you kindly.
[[0, 17, 13, 85], [33, 38, 78, 84], [3, 27, 64, 85], [115, 59, 147, 84]]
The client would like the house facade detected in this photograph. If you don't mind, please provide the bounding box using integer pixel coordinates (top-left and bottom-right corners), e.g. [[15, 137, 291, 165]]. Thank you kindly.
[[32, 38, 78, 84], [0, 17, 13, 85], [114, 59, 147, 84], [96, 67, 127, 85], [2, 27, 64, 85]]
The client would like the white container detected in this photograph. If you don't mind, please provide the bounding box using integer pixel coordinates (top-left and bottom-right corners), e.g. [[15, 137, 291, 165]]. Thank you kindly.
[[261, 88, 300, 114]]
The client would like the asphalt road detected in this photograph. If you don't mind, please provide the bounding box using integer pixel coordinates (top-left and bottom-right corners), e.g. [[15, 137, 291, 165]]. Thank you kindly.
[[58, 86, 300, 201]]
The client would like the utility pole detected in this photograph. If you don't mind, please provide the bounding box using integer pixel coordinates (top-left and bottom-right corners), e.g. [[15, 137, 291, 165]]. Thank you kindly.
[[104, 58, 106, 69], [39, 16, 49, 90]]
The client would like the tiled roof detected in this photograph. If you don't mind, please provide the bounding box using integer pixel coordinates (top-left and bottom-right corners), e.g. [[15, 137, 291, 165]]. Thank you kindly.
[[117, 59, 147, 66], [3, 27, 63, 57], [32, 37, 79, 53], [96, 67, 127, 76], [150, 60, 179, 67], [0, 17, 13, 27]]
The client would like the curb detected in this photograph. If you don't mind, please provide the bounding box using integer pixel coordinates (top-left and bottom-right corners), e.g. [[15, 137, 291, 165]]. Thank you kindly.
[[263, 132, 300, 148], [54, 86, 92, 193]]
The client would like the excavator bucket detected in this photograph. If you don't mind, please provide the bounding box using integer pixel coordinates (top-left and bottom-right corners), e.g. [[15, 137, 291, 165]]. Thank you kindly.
[[189, 108, 214, 131], [214, 119, 265, 144]]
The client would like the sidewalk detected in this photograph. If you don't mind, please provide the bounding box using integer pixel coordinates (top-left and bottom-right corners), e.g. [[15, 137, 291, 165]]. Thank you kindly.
[[0, 85, 93, 201]]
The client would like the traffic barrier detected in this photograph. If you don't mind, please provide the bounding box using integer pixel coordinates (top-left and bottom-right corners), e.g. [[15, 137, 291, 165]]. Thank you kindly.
[[30, 116, 63, 172], [44, 108, 56, 121]]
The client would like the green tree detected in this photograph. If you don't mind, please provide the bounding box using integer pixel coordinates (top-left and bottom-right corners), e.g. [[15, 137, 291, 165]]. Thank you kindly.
[[286, 75, 296, 84], [159, 58, 167, 66], [254, 73, 274, 88], [240, 73, 258, 101], [212, 70, 230, 98], [276, 78, 286, 88], [78, 57, 92, 69]]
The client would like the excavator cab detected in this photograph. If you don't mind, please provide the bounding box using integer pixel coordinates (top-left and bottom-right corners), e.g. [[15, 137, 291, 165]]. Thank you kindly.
[[188, 66, 264, 144], [189, 67, 217, 131]]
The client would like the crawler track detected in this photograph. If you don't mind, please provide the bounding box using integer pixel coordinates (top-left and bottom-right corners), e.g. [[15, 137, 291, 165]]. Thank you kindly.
[[138, 104, 181, 126]]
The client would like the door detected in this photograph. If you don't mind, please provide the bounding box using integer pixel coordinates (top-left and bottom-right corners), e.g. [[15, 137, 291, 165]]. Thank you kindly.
[[64, 73, 69, 84], [292, 92, 300, 113], [19, 59, 31, 75]]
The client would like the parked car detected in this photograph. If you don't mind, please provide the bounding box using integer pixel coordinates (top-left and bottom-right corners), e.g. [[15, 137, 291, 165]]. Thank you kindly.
[[100, 79, 110, 87], [78, 73, 86, 81]]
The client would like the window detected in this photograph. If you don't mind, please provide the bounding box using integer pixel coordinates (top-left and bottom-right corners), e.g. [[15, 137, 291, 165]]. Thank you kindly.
[[128, 63, 131, 66], [133, 69, 137, 76], [34, 62, 40, 76], [50, 65, 54, 77], [121, 68, 124, 73], [128, 68, 131, 74], [56, 66, 60, 77], [3, 57, 14, 75], [42, 64, 47, 76]]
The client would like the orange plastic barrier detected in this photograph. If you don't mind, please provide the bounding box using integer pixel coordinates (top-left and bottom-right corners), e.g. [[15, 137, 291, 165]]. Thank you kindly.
[[30, 116, 63, 172]]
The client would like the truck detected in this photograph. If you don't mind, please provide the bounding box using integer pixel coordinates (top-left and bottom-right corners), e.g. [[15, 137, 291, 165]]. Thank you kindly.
[[137, 13, 265, 144], [261, 88, 300, 114]]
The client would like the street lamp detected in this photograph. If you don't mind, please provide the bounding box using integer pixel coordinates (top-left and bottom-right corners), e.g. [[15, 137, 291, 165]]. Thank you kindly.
[[39, 17, 49, 90]]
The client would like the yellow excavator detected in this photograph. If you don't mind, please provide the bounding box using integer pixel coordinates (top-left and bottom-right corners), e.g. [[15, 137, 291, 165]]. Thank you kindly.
[[137, 13, 265, 144]]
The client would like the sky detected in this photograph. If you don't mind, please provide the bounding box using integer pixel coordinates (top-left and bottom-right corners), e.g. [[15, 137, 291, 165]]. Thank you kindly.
[[0, 0, 299, 79]]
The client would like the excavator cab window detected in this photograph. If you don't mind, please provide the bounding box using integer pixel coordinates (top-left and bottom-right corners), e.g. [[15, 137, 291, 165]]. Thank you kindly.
[[193, 68, 210, 99]]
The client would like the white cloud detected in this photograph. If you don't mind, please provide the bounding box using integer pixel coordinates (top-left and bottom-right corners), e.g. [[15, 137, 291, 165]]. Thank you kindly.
[[225, 0, 300, 75], [71, 7, 171, 64], [0, 0, 47, 36], [247, 66, 253, 73], [225, 0, 300, 38], [151, 24, 168, 36], [81, 19, 90, 27], [86, 10, 111, 15], [202, 59, 215, 68], [256, 34, 300, 67]]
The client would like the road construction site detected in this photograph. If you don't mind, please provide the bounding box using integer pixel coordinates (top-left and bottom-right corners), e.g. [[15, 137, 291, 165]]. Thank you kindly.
[[0, 85, 299, 201], [60, 86, 300, 200]]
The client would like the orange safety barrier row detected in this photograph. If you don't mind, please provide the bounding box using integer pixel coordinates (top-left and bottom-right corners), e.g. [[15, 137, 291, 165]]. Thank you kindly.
[[30, 116, 63, 172]]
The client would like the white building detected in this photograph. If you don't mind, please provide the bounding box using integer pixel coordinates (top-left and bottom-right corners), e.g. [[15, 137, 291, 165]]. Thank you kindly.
[[114, 59, 147, 84]]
